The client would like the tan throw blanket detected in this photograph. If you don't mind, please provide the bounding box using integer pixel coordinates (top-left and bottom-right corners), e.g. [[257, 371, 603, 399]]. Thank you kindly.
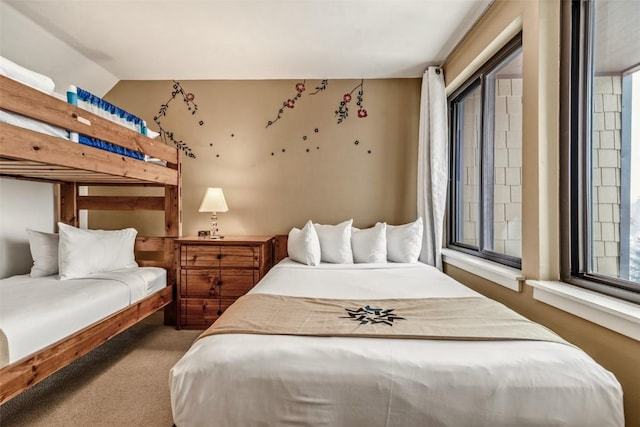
[[198, 294, 569, 346], [0, 328, 8, 368]]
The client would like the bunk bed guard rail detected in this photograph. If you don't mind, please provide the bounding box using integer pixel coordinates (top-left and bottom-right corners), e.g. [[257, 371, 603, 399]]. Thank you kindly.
[[67, 85, 149, 161]]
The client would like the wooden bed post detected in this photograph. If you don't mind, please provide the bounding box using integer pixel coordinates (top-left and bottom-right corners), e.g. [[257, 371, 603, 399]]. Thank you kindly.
[[56, 182, 79, 227], [163, 155, 181, 325]]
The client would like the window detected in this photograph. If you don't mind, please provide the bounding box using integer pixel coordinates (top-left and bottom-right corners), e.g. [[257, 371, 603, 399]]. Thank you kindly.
[[561, 0, 640, 301], [448, 34, 523, 269]]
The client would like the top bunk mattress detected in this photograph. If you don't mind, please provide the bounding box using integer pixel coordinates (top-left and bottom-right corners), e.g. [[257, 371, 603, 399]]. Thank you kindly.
[[0, 267, 166, 366]]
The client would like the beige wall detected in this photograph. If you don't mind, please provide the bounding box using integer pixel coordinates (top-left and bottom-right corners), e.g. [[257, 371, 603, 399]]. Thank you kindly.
[[92, 79, 420, 236], [443, 1, 639, 425]]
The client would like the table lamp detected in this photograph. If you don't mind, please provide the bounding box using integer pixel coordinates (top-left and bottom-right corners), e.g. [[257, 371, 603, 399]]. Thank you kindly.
[[198, 187, 229, 239]]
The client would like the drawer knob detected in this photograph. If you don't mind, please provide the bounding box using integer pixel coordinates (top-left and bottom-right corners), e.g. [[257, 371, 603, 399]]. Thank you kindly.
[[217, 309, 223, 315], [217, 254, 222, 260], [217, 280, 223, 286]]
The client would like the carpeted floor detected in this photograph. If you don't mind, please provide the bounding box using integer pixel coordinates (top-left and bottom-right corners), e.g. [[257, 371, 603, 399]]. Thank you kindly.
[[0, 313, 201, 427]]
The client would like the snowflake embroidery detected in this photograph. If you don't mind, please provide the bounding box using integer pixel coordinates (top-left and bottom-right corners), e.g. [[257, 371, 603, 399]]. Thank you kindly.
[[341, 305, 405, 326]]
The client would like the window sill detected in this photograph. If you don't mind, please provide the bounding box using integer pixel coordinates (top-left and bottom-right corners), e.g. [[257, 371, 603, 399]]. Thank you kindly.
[[441, 248, 524, 292], [527, 280, 640, 341]]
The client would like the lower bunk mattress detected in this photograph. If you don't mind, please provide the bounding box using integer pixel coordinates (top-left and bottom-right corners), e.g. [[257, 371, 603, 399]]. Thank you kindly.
[[170, 260, 624, 427], [0, 267, 166, 367]]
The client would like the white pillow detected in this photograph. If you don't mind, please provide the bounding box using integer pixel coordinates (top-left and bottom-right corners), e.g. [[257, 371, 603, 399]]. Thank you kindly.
[[351, 223, 387, 263], [385, 218, 423, 263], [0, 56, 56, 94], [314, 220, 354, 264], [287, 220, 321, 266], [57, 222, 138, 280], [27, 229, 59, 277]]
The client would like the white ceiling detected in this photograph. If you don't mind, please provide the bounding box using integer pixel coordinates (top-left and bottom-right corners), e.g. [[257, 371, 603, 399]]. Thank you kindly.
[[4, 0, 491, 80]]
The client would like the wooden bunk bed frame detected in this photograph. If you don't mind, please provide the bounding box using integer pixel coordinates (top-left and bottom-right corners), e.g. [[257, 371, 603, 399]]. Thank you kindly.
[[0, 75, 181, 404]]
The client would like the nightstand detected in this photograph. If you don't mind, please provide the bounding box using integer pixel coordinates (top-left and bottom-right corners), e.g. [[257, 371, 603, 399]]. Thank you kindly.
[[176, 236, 275, 329]]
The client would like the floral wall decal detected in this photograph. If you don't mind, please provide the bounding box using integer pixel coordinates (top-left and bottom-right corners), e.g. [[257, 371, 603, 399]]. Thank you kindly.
[[260, 78, 377, 158], [154, 81, 199, 158], [335, 79, 367, 124], [265, 80, 306, 128], [265, 80, 332, 128]]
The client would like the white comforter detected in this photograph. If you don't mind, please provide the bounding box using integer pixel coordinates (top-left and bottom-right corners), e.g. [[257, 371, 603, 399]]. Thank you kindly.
[[170, 260, 624, 427], [0, 267, 166, 366]]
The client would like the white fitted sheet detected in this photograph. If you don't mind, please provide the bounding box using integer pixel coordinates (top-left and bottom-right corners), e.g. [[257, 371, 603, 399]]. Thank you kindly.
[[170, 260, 624, 427], [0, 108, 69, 139], [0, 267, 166, 366]]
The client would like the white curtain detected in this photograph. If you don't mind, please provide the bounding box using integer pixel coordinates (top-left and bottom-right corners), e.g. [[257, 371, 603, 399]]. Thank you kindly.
[[417, 66, 448, 269]]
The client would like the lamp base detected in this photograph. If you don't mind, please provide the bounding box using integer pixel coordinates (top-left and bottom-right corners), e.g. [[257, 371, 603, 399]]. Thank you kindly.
[[209, 211, 225, 240]]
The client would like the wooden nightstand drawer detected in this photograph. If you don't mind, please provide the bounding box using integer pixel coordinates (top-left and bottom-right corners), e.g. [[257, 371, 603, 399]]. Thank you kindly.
[[181, 245, 220, 267], [181, 245, 258, 268], [181, 269, 256, 298], [180, 269, 219, 298], [219, 245, 258, 268], [219, 269, 256, 297], [180, 298, 235, 329]]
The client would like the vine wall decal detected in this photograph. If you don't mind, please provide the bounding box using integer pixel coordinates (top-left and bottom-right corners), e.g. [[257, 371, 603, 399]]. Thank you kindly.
[[335, 79, 367, 124], [309, 80, 328, 95], [265, 80, 331, 128], [153, 81, 200, 158], [265, 80, 306, 128]]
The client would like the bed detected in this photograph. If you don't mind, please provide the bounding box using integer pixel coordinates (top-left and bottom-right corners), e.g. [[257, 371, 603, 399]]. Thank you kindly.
[[170, 259, 624, 427], [0, 267, 167, 367], [0, 58, 181, 404]]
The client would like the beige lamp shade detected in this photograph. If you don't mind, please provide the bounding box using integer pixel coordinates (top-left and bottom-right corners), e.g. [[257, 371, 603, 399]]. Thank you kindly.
[[198, 188, 229, 213]]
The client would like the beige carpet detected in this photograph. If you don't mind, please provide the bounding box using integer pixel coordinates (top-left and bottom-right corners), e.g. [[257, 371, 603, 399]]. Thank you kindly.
[[0, 313, 201, 427]]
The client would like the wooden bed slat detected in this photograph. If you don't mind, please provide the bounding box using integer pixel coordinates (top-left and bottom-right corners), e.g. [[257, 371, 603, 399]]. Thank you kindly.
[[135, 236, 167, 252], [137, 260, 167, 268], [0, 75, 177, 165], [0, 124, 177, 185], [0, 286, 173, 404], [78, 196, 165, 211]]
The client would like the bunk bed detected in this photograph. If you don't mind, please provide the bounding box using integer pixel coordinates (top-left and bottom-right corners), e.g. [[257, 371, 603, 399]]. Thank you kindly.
[[0, 67, 181, 404]]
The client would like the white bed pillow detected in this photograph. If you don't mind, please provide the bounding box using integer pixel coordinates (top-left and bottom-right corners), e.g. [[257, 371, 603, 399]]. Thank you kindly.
[[0, 56, 56, 94], [351, 223, 387, 263], [314, 220, 354, 264], [57, 223, 138, 280], [27, 229, 59, 277], [287, 220, 321, 266], [385, 218, 423, 263]]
